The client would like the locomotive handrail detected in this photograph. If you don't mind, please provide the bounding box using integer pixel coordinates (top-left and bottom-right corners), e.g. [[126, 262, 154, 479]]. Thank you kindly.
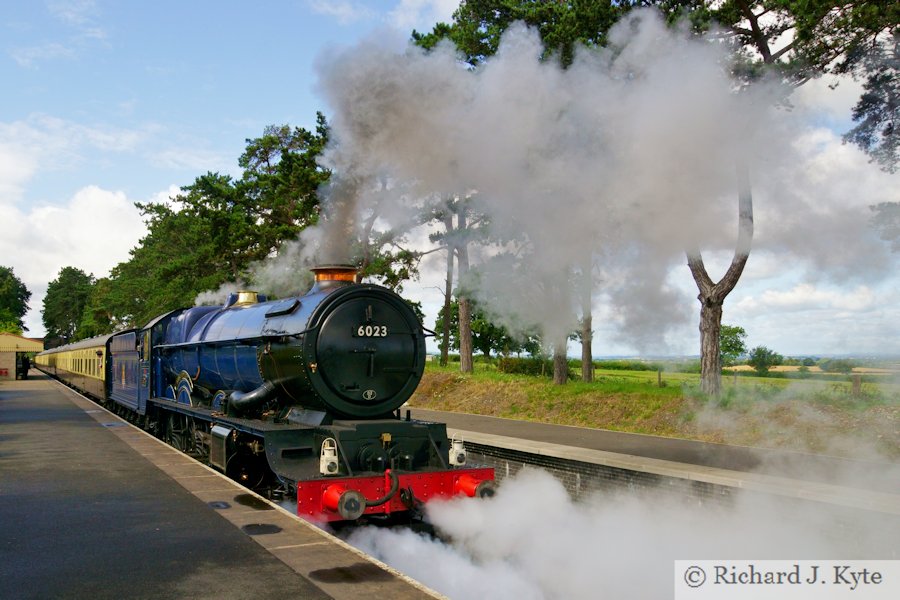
[[154, 328, 319, 350]]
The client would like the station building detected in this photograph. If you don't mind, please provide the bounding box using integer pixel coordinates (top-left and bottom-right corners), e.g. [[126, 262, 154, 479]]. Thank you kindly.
[[0, 333, 44, 380]]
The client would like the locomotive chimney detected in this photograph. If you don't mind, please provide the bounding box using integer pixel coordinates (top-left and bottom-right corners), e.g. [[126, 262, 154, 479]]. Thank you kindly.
[[310, 265, 359, 292]]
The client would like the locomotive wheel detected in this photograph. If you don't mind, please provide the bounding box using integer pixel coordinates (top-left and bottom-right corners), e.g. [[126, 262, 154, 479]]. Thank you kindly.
[[166, 412, 195, 454], [226, 452, 267, 489]]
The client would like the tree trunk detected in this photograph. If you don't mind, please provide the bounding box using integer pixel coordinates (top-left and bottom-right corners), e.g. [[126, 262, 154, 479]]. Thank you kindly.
[[440, 213, 454, 367], [459, 297, 473, 373], [697, 299, 724, 395], [688, 166, 753, 397], [581, 314, 593, 382], [553, 340, 568, 385], [580, 258, 593, 383], [457, 208, 474, 374]]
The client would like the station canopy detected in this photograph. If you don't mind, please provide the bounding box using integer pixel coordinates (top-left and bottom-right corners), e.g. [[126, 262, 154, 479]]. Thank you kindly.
[[0, 333, 44, 353]]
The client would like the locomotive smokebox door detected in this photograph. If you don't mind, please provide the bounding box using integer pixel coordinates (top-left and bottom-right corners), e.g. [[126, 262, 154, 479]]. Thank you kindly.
[[306, 290, 424, 418]]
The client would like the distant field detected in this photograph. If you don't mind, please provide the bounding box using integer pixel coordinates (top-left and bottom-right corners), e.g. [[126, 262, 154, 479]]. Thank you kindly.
[[729, 365, 897, 374], [408, 362, 900, 460]]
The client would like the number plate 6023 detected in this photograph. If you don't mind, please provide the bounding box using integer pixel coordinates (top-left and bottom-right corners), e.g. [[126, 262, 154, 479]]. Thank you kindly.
[[356, 324, 388, 337]]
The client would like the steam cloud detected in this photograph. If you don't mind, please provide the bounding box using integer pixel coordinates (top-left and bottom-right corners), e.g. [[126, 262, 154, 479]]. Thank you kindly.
[[187, 9, 900, 354], [305, 9, 897, 351], [347, 468, 896, 599], [311, 14, 900, 597]]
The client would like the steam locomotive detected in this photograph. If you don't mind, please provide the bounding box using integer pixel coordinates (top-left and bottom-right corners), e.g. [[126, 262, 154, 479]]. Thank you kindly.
[[36, 266, 495, 522]]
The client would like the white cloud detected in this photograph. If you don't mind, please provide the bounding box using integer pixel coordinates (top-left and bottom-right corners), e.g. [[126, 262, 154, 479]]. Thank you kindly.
[[2, 185, 148, 336], [307, 0, 454, 30], [0, 115, 226, 177], [147, 184, 183, 206], [10, 1, 106, 68], [0, 114, 158, 335], [47, 0, 99, 27], [0, 142, 39, 205], [150, 146, 230, 171], [0, 112, 201, 336], [793, 74, 863, 122], [0, 114, 150, 178], [735, 283, 877, 315], [388, 0, 457, 31], [10, 42, 77, 68], [750, 124, 900, 284], [307, 0, 375, 25]]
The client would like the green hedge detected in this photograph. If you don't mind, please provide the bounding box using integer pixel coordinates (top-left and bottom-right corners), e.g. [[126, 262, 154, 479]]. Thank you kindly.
[[497, 357, 575, 379]]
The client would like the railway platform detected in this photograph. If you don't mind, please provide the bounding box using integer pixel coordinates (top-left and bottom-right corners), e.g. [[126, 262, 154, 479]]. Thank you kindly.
[[409, 407, 900, 514], [0, 374, 439, 600]]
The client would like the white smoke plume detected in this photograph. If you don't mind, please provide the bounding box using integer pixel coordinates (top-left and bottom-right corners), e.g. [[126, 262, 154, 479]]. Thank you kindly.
[[309, 8, 897, 352], [194, 281, 244, 306], [348, 468, 895, 599], [193, 229, 325, 306]]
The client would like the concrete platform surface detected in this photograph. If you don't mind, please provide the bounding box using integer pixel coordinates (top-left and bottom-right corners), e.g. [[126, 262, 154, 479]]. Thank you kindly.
[[0, 375, 440, 600]]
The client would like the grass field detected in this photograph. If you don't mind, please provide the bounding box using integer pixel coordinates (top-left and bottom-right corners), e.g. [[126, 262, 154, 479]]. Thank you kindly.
[[407, 361, 900, 460]]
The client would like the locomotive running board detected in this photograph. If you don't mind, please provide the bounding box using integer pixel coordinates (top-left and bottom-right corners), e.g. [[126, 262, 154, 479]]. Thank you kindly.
[[149, 397, 303, 437]]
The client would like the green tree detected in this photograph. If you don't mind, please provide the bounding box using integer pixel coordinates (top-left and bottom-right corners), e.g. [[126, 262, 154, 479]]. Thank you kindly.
[[108, 194, 237, 327], [43, 267, 94, 346], [413, 0, 624, 68], [350, 179, 427, 293], [663, 1, 899, 169], [238, 114, 330, 253], [0, 320, 22, 335], [747, 345, 783, 376], [100, 116, 334, 327], [844, 32, 898, 173], [77, 277, 121, 338], [818, 358, 856, 374], [871, 201, 900, 251], [424, 194, 490, 372], [719, 324, 747, 367], [435, 298, 541, 360], [247, 117, 424, 293], [0, 266, 31, 334]]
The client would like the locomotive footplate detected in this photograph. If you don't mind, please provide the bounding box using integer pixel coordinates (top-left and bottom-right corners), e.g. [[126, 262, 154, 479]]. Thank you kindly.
[[296, 467, 496, 522], [149, 397, 300, 436]]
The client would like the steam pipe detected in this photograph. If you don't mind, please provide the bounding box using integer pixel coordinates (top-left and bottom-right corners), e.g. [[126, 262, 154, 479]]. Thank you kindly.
[[226, 381, 277, 416], [365, 470, 400, 507]]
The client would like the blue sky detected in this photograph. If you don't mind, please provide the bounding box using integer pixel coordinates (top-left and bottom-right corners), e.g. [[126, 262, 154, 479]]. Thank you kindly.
[[1, 0, 457, 334], [2, 1, 899, 356], [1, 1, 453, 201]]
